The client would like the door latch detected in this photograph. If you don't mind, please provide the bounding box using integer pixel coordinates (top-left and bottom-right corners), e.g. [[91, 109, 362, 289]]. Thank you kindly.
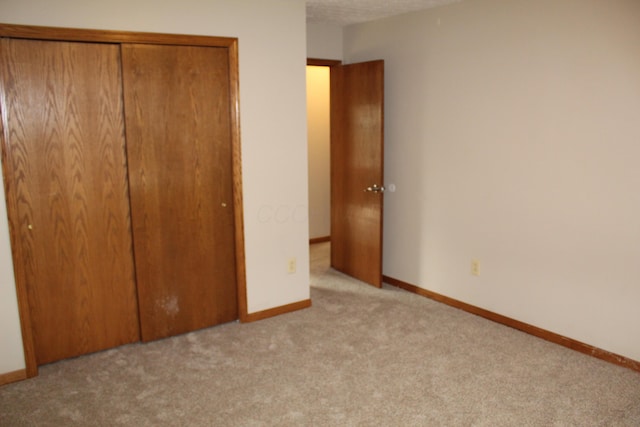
[[364, 184, 385, 193]]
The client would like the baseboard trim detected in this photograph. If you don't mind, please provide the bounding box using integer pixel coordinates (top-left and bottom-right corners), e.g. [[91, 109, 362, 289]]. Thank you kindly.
[[242, 299, 312, 323], [383, 275, 640, 373], [309, 236, 331, 244], [0, 369, 27, 387]]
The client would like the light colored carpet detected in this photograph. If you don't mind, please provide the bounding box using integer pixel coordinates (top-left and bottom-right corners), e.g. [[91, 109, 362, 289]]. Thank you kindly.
[[1, 242, 639, 426]]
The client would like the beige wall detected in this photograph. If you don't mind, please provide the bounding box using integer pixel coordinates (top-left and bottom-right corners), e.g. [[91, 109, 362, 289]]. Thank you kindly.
[[306, 66, 331, 239], [0, 179, 24, 374], [0, 0, 310, 374], [343, 0, 640, 361], [307, 22, 343, 60]]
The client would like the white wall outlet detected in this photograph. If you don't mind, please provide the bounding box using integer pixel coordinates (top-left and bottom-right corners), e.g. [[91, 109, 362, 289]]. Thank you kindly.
[[287, 257, 297, 274], [471, 259, 480, 276]]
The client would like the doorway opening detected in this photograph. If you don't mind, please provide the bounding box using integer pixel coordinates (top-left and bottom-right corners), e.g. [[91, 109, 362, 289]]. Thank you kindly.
[[306, 59, 340, 247], [306, 58, 385, 288], [307, 60, 338, 287]]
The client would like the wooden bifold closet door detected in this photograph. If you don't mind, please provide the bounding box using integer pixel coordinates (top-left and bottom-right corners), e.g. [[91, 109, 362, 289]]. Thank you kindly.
[[121, 44, 238, 342], [1, 32, 240, 366], [0, 38, 140, 364]]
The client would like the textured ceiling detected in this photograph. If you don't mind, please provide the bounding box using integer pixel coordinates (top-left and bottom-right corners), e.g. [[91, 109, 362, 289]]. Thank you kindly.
[[307, 0, 462, 26]]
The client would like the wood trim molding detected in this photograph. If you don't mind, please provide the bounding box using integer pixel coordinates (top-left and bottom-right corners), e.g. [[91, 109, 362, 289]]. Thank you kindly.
[[0, 23, 235, 47], [227, 38, 249, 324], [0, 369, 27, 387], [307, 58, 342, 66], [383, 275, 640, 373], [0, 23, 247, 377], [309, 236, 331, 244], [243, 299, 312, 323]]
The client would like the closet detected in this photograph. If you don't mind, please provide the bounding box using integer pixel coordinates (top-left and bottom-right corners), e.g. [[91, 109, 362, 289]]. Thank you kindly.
[[0, 25, 245, 372]]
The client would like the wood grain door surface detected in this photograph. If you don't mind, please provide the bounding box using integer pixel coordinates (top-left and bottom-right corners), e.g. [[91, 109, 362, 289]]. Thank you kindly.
[[330, 60, 385, 287], [0, 39, 140, 364], [121, 44, 238, 342]]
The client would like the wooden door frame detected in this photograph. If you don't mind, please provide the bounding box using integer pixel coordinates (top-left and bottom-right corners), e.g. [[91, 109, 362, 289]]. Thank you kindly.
[[307, 58, 342, 67], [0, 23, 248, 378]]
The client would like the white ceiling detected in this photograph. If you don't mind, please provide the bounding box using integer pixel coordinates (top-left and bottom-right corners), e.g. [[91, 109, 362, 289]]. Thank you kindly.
[[306, 0, 462, 26]]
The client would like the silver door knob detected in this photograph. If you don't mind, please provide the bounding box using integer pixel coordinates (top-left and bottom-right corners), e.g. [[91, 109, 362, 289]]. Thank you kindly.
[[364, 184, 385, 193]]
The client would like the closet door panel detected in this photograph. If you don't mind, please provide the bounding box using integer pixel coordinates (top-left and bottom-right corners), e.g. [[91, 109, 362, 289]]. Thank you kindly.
[[0, 39, 140, 364], [121, 44, 238, 341]]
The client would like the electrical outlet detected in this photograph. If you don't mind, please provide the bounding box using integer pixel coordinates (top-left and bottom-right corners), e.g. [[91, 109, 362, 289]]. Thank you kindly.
[[471, 259, 480, 276], [287, 257, 297, 274]]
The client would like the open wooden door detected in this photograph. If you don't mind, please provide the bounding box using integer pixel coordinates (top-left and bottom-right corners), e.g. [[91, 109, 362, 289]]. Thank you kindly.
[[330, 60, 384, 287]]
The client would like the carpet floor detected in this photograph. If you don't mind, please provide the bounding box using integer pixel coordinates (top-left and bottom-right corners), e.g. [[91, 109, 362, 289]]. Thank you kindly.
[[1, 242, 639, 426]]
